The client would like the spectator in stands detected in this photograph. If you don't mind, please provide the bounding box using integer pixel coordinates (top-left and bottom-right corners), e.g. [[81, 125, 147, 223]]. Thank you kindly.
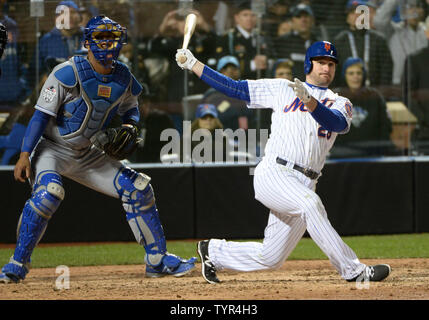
[[373, 0, 428, 86], [84, 0, 101, 17], [212, 1, 231, 36], [0, 72, 48, 165], [202, 55, 252, 131], [403, 16, 429, 153], [78, 5, 92, 28], [215, 1, 270, 79], [263, 0, 292, 41], [191, 104, 224, 134], [310, 0, 350, 32], [29, 1, 84, 87], [0, 10, 29, 112], [190, 103, 226, 163], [331, 57, 395, 158], [333, 0, 393, 90], [274, 3, 323, 81], [148, 8, 217, 132], [272, 58, 294, 80], [128, 88, 176, 163], [277, 17, 293, 37]]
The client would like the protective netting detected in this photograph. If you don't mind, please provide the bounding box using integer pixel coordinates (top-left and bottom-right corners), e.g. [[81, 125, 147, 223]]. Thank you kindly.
[[0, 0, 428, 164]]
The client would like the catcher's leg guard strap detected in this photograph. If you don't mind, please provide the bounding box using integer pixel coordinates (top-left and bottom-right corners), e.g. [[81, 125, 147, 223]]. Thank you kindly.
[[115, 168, 167, 266], [30, 171, 65, 219]]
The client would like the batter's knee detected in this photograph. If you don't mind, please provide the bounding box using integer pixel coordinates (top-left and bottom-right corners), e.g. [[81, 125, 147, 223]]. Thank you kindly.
[[260, 249, 286, 270], [300, 195, 327, 221], [29, 171, 65, 219]]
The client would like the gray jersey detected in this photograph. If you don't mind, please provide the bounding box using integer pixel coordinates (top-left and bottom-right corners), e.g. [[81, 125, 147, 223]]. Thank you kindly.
[[35, 56, 140, 151]]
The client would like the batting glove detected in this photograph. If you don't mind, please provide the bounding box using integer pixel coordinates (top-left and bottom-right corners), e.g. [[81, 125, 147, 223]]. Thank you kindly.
[[176, 48, 197, 71], [288, 78, 312, 104]]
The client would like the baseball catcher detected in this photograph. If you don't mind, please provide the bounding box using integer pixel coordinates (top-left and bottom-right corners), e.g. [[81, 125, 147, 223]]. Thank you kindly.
[[0, 15, 196, 284]]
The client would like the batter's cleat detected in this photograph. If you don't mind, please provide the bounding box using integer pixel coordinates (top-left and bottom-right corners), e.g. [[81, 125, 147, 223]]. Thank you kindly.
[[145, 253, 197, 278], [347, 264, 391, 282], [197, 240, 220, 284]]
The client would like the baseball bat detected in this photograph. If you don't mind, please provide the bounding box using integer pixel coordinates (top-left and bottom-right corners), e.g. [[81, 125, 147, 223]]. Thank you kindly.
[[178, 13, 197, 64]]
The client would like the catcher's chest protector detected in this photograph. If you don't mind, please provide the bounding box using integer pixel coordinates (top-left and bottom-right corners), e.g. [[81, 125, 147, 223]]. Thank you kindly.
[[56, 56, 131, 142]]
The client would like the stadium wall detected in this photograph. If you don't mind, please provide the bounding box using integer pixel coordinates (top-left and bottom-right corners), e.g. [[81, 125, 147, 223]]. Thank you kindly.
[[0, 158, 427, 244]]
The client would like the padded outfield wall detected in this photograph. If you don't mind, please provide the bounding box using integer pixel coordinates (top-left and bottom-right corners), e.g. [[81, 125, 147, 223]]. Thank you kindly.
[[0, 157, 427, 244]]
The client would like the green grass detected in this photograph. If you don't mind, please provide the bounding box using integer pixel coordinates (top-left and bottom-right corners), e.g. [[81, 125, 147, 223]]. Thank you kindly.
[[1, 233, 429, 268]]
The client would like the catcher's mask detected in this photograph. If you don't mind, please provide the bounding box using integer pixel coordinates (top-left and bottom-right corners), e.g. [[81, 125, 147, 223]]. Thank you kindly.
[[84, 15, 127, 66]]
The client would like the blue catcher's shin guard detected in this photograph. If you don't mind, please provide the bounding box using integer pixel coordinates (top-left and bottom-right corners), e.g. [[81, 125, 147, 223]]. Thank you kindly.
[[1, 171, 64, 283], [115, 168, 196, 277]]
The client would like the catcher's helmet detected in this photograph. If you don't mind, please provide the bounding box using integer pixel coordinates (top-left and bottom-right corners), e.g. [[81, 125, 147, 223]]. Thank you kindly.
[[84, 15, 127, 66], [304, 41, 338, 74]]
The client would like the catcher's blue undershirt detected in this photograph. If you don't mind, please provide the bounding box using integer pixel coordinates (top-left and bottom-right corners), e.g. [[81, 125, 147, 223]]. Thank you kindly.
[[21, 110, 50, 153], [200, 65, 347, 132]]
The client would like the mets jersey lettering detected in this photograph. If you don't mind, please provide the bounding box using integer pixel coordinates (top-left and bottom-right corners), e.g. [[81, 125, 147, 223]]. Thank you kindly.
[[283, 97, 309, 113]]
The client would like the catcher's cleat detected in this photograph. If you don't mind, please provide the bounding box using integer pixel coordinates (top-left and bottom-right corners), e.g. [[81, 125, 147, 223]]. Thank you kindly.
[[346, 264, 391, 282], [0, 273, 18, 284], [197, 240, 220, 284], [145, 253, 197, 278], [0, 260, 29, 284]]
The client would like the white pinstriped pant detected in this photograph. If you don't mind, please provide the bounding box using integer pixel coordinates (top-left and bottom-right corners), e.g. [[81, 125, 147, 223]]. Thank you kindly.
[[209, 155, 366, 280]]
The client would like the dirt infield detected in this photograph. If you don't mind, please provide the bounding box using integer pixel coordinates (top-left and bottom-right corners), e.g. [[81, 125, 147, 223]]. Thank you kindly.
[[1, 258, 428, 300]]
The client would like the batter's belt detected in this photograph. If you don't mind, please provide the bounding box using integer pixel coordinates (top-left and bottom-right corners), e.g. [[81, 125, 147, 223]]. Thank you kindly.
[[276, 157, 320, 180]]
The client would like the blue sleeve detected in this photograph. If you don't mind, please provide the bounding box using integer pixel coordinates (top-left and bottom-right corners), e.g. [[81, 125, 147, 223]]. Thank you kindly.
[[310, 101, 348, 132], [21, 110, 51, 153], [121, 107, 140, 126], [200, 65, 250, 102]]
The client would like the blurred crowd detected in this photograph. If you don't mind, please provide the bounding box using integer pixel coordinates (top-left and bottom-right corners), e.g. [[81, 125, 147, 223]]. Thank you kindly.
[[1, 0, 429, 164]]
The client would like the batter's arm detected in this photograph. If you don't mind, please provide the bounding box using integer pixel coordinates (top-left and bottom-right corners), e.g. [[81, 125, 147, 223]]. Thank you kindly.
[[192, 61, 250, 102], [306, 98, 348, 132], [176, 49, 250, 102], [190, 60, 205, 78]]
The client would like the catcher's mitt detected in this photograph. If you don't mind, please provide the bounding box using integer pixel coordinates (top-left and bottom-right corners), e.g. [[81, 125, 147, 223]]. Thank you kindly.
[[91, 124, 142, 160]]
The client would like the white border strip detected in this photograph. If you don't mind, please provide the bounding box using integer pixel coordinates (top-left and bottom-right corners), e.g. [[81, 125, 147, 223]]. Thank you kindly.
[[2, 156, 429, 172]]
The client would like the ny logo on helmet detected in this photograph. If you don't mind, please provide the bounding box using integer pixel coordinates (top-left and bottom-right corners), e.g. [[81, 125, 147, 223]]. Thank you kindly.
[[324, 42, 330, 51], [324, 42, 334, 55]]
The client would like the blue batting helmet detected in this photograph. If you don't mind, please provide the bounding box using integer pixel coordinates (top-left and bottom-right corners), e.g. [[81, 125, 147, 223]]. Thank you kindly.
[[304, 41, 338, 74], [84, 15, 127, 66]]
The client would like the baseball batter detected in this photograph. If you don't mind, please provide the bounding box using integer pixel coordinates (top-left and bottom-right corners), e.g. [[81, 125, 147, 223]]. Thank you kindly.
[[176, 41, 391, 284], [0, 15, 196, 284]]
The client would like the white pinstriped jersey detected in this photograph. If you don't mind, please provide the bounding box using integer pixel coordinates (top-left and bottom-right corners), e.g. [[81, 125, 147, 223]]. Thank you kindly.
[[247, 79, 353, 173]]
